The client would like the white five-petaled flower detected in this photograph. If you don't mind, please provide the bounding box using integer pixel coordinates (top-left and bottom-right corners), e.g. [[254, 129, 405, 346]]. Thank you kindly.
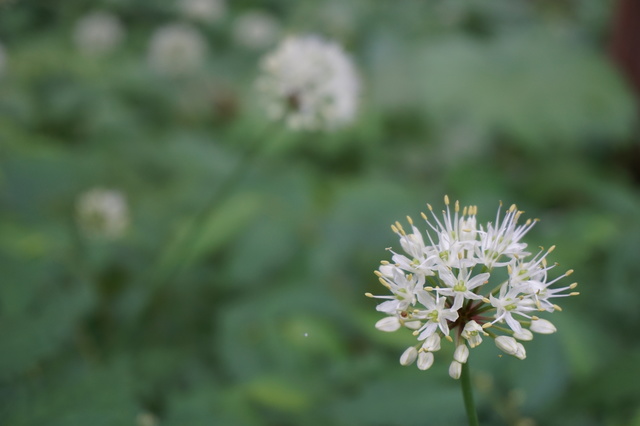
[[256, 34, 360, 131], [367, 196, 579, 378]]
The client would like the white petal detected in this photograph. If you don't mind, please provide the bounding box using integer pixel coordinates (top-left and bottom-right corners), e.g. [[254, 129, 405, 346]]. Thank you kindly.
[[454, 344, 470, 364], [530, 318, 557, 334], [400, 346, 418, 366], [375, 316, 401, 332], [513, 329, 533, 341], [417, 351, 434, 370], [449, 360, 462, 379], [514, 343, 527, 360]]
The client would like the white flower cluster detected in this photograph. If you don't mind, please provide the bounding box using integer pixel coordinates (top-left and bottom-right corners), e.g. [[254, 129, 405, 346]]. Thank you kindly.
[[76, 188, 129, 239], [73, 11, 125, 56], [179, 0, 226, 24], [256, 35, 360, 131], [232, 10, 280, 50], [147, 23, 207, 77], [368, 197, 578, 378]]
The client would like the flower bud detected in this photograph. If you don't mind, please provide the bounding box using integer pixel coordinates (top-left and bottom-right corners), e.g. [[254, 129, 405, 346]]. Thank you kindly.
[[514, 342, 527, 360], [421, 333, 441, 352], [417, 351, 434, 370], [375, 316, 401, 332], [530, 318, 556, 334], [513, 329, 533, 341], [449, 360, 462, 379], [495, 336, 519, 356], [453, 344, 469, 364], [400, 346, 418, 366]]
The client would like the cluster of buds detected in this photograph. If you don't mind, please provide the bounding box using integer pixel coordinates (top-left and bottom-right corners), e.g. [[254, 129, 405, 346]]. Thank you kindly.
[[367, 197, 578, 379]]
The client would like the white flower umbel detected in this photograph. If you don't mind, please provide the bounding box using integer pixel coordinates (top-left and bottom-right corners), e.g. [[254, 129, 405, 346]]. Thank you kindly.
[[256, 35, 360, 131], [233, 10, 280, 50], [73, 11, 125, 56], [147, 23, 207, 77], [76, 188, 129, 239], [368, 196, 579, 378], [179, 0, 226, 24]]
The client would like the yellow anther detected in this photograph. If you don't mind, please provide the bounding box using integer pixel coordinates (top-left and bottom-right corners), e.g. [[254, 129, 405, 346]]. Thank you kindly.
[[531, 315, 540, 321], [553, 304, 563, 311], [365, 292, 374, 298], [406, 215, 414, 225], [455, 200, 460, 212], [565, 269, 574, 276], [570, 292, 580, 296], [482, 323, 493, 329], [569, 282, 578, 289], [445, 335, 453, 342], [444, 195, 450, 205]]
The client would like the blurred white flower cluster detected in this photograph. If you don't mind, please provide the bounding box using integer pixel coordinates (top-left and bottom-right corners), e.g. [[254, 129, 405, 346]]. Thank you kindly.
[[73, 11, 125, 56], [368, 197, 579, 378], [256, 35, 360, 131], [179, 0, 226, 24], [147, 23, 207, 77], [76, 188, 129, 239], [232, 10, 280, 50]]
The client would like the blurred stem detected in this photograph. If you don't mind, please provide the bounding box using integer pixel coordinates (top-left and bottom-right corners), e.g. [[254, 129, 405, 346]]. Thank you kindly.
[[461, 362, 479, 426]]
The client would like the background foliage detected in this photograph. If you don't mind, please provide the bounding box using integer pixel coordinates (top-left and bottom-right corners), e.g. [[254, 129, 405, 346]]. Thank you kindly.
[[1, 0, 639, 425]]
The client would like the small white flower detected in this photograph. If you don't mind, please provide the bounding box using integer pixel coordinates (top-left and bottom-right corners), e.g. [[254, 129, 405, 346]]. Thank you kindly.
[[233, 10, 280, 50], [415, 294, 459, 340], [148, 23, 207, 77], [489, 285, 536, 333], [76, 188, 129, 239], [495, 336, 519, 356], [449, 360, 462, 379], [400, 346, 418, 366], [179, 0, 226, 24], [421, 333, 442, 352], [437, 266, 489, 310], [73, 11, 124, 56], [477, 204, 536, 268], [461, 320, 486, 348], [417, 351, 434, 370], [454, 344, 469, 364], [530, 318, 557, 334], [256, 35, 360, 131]]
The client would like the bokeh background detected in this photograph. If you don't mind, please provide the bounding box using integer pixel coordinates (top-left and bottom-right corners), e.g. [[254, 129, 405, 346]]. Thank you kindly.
[[1, 0, 639, 425]]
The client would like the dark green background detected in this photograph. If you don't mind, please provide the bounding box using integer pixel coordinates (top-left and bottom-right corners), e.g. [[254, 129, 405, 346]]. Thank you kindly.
[[1, 1, 639, 425]]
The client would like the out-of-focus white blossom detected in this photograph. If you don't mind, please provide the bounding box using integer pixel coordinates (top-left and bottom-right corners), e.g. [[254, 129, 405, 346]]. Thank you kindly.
[[73, 11, 125, 55], [179, 0, 226, 24], [148, 23, 207, 76], [368, 196, 579, 378], [232, 10, 280, 50], [256, 35, 360, 131], [76, 188, 129, 239]]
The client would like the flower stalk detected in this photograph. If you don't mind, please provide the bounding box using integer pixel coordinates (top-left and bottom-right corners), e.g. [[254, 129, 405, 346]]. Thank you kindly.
[[460, 362, 479, 426]]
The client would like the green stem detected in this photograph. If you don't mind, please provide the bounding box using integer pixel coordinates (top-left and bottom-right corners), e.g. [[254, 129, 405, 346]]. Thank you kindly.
[[461, 362, 479, 426]]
